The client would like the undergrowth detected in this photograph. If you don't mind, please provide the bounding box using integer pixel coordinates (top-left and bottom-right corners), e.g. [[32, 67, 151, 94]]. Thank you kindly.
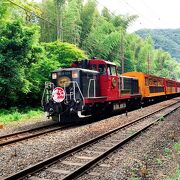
[[164, 141, 180, 180], [0, 107, 43, 124], [165, 166, 180, 180]]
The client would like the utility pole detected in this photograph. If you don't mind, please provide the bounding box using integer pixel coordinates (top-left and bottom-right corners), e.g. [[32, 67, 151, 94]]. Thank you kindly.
[[147, 51, 150, 74], [120, 29, 125, 74]]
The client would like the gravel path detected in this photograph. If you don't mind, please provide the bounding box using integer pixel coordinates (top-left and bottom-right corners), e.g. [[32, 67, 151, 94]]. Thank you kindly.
[[0, 98, 179, 178]]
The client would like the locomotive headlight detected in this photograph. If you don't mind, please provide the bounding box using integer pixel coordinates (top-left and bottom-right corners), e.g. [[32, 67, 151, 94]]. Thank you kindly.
[[52, 73, 57, 79], [72, 71, 78, 78]]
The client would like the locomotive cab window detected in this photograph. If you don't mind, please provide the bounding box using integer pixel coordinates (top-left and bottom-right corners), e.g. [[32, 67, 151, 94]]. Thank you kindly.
[[111, 66, 117, 76], [90, 64, 97, 71], [107, 65, 117, 76], [98, 64, 106, 75]]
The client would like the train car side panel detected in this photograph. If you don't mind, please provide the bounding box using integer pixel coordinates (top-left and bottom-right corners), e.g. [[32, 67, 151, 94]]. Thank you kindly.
[[122, 72, 166, 98], [145, 74, 165, 97], [177, 82, 180, 93], [165, 79, 176, 94]]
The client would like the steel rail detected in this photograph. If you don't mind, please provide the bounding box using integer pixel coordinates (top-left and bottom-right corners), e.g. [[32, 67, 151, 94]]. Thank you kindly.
[[4, 101, 180, 180], [63, 104, 180, 179], [0, 123, 58, 139], [0, 124, 73, 147]]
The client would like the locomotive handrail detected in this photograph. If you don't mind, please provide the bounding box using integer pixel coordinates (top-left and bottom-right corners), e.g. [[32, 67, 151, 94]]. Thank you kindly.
[[87, 79, 96, 98], [41, 88, 46, 107], [41, 82, 55, 107], [63, 81, 85, 105]]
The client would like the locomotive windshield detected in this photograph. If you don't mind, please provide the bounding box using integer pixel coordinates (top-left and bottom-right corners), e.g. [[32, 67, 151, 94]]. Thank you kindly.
[[107, 65, 117, 76], [98, 64, 106, 74], [90, 64, 97, 71]]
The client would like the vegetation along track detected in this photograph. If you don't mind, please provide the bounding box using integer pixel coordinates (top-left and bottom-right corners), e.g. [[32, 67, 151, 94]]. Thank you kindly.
[[0, 123, 74, 147], [4, 100, 180, 180]]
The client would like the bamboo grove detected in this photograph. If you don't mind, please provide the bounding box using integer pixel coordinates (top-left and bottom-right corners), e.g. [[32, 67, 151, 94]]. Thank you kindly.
[[0, 0, 180, 108]]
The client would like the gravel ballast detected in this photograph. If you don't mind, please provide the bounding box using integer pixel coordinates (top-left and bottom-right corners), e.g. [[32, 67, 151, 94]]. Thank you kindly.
[[79, 106, 180, 180], [0, 98, 179, 178]]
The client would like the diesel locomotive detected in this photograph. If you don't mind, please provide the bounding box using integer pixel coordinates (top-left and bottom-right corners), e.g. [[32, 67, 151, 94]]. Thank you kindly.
[[42, 59, 180, 123]]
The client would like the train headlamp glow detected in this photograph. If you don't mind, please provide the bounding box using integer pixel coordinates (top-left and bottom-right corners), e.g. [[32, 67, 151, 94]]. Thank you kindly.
[[72, 71, 78, 78], [52, 73, 57, 79], [58, 76, 71, 87]]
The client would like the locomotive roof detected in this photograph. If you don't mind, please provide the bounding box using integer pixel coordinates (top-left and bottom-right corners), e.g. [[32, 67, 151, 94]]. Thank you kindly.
[[90, 59, 116, 66], [52, 68, 99, 74], [122, 72, 178, 82]]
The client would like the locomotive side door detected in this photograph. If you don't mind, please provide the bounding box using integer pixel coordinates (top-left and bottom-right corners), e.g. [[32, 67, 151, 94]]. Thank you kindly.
[[98, 64, 108, 96], [107, 65, 119, 99]]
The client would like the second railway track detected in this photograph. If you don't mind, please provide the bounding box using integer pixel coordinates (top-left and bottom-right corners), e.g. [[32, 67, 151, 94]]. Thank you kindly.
[[0, 123, 73, 147], [4, 100, 180, 180]]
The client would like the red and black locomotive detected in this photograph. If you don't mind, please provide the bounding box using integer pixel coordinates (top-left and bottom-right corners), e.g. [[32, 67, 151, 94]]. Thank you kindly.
[[42, 59, 141, 123]]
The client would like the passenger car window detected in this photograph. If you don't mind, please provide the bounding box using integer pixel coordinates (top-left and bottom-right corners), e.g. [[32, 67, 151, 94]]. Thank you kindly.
[[98, 64, 106, 74]]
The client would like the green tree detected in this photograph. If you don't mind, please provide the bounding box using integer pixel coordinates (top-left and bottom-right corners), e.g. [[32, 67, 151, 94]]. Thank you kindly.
[[0, 20, 41, 107], [27, 41, 87, 102], [39, 0, 57, 42], [63, 0, 82, 45], [55, 0, 66, 40], [42, 41, 87, 67], [80, 0, 98, 47], [0, 0, 9, 21], [84, 18, 121, 62], [101, 7, 112, 22]]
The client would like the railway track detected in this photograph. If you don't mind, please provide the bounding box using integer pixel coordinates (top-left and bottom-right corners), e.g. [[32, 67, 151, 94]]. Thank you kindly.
[[4, 100, 180, 180], [0, 123, 73, 147]]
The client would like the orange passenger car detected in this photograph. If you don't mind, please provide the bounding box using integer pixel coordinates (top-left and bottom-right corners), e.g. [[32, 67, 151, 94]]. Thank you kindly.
[[165, 79, 176, 94], [177, 82, 180, 93], [122, 72, 166, 98]]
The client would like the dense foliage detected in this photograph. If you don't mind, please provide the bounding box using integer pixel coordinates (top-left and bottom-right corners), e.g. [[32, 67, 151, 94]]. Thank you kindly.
[[0, 20, 41, 107], [0, 0, 180, 108]]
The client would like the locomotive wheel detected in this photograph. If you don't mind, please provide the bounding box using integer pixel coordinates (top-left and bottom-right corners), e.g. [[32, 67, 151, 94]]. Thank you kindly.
[[104, 104, 113, 117]]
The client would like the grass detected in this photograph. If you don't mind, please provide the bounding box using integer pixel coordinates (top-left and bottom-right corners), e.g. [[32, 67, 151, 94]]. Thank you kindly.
[[165, 166, 180, 180], [0, 107, 44, 124], [160, 116, 165, 121], [164, 142, 180, 180], [156, 158, 163, 165], [173, 142, 180, 152], [129, 176, 140, 180]]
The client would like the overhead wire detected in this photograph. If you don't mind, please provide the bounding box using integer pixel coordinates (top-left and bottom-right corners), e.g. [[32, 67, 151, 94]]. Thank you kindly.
[[96, 0, 151, 32], [95, 0, 177, 73], [140, 0, 173, 28], [6, 0, 85, 43], [118, 0, 162, 29], [6, 0, 57, 27], [119, 0, 175, 38], [117, 0, 180, 74], [6, 0, 176, 65], [139, 0, 175, 41], [7, 0, 148, 42]]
